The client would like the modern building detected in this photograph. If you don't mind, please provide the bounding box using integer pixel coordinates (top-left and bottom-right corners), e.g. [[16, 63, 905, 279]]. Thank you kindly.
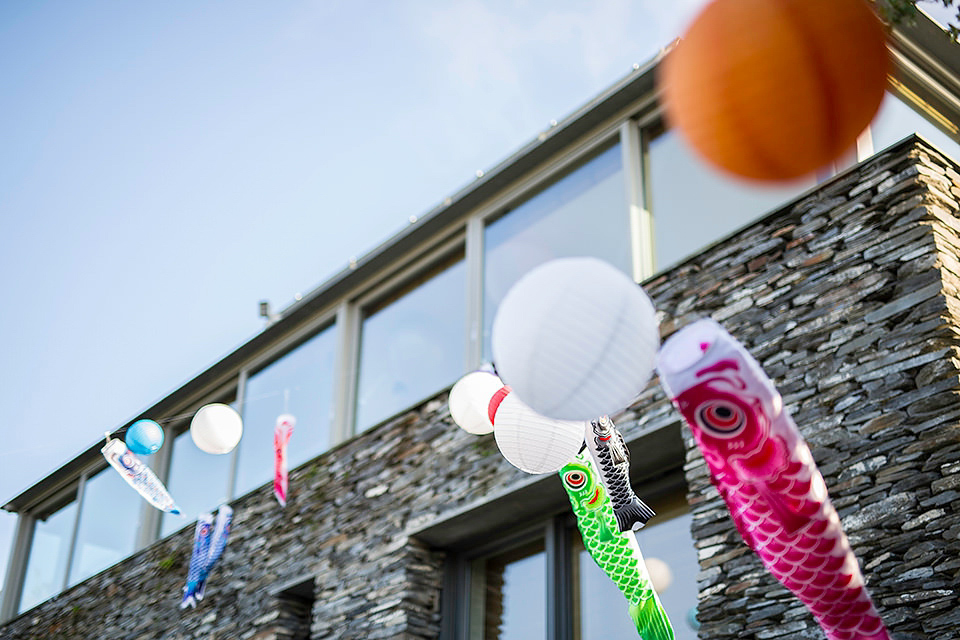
[[2, 9, 960, 640]]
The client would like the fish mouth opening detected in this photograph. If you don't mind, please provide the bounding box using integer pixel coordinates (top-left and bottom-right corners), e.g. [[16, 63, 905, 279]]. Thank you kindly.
[[587, 487, 601, 506]]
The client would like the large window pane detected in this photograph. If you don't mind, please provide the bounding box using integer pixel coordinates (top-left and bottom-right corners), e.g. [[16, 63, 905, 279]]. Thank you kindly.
[[355, 256, 466, 432], [19, 499, 77, 613], [68, 466, 140, 586], [574, 503, 699, 640], [483, 142, 629, 359], [474, 539, 547, 640], [648, 130, 815, 271], [235, 325, 337, 497], [869, 91, 960, 162], [161, 425, 231, 537]]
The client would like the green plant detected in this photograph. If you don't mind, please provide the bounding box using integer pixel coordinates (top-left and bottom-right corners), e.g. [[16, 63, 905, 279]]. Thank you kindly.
[[879, 0, 959, 39]]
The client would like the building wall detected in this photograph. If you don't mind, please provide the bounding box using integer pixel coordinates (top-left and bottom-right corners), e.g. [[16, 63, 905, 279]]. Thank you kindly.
[[2, 137, 959, 639], [643, 137, 960, 639]]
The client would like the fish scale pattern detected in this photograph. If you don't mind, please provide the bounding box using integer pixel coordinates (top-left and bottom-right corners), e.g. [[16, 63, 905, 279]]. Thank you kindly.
[[660, 319, 890, 640], [719, 460, 888, 639], [560, 452, 674, 640]]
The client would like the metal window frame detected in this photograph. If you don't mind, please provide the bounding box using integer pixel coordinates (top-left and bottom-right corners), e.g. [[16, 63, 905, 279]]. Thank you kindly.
[[621, 119, 655, 283], [0, 514, 34, 621], [4, 483, 79, 618]]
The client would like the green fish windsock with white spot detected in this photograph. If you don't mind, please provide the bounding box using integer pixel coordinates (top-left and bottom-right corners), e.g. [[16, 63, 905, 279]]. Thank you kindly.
[[560, 451, 675, 640]]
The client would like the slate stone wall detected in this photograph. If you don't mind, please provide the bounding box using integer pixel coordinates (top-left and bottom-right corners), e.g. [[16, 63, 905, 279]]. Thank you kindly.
[[2, 137, 958, 640], [641, 136, 960, 639]]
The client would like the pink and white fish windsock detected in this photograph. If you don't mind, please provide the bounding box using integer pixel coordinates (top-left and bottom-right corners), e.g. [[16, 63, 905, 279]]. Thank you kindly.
[[273, 414, 295, 507], [657, 319, 889, 640]]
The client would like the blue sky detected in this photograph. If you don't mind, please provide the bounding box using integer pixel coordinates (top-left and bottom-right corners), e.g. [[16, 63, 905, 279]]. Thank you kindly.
[[0, 0, 714, 569], [2, 0, 956, 586]]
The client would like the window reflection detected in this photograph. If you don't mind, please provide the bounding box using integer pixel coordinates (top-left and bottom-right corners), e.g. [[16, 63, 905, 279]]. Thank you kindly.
[[573, 502, 699, 640], [68, 466, 140, 586], [235, 325, 337, 498], [475, 539, 547, 640], [868, 90, 960, 162], [19, 499, 77, 613], [355, 256, 466, 432], [483, 142, 629, 360], [161, 425, 231, 537], [647, 129, 814, 271]]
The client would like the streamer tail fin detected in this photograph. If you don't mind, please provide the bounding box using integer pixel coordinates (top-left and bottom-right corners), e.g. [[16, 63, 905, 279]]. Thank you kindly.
[[629, 597, 675, 640], [615, 496, 656, 532]]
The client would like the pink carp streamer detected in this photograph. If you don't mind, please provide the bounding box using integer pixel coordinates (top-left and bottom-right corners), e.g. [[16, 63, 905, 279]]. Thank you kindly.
[[273, 414, 295, 507], [657, 318, 889, 640]]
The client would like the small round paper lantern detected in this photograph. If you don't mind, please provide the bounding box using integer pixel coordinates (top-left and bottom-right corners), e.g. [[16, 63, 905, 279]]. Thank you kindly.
[[491, 257, 659, 421], [659, 0, 889, 182], [645, 557, 674, 594], [190, 403, 243, 455], [125, 419, 164, 455], [492, 390, 586, 474], [449, 371, 504, 435]]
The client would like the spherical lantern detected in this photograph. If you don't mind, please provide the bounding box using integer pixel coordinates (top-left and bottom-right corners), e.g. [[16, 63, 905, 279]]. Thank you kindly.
[[190, 403, 243, 455], [491, 257, 659, 421], [449, 371, 504, 435], [125, 419, 164, 455], [645, 557, 674, 594], [658, 0, 889, 182], [492, 390, 586, 474]]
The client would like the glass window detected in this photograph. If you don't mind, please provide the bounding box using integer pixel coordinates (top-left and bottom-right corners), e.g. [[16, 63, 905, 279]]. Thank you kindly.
[[68, 466, 140, 586], [161, 424, 232, 537], [473, 538, 547, 640], [355, 255, 466, 432], [573, 503, 699, 640], [868, 90, 960, 162], [483, 142, 630, 359], [235, 324, 338, 497], [647, 129, 815, 271], [19, 499, 77, 613]]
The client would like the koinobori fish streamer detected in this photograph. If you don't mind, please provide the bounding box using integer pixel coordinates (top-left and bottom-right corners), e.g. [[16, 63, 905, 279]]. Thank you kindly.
[[657, 318, 889, 640], [583, 415, 655, 532], [274, 414, 295, 507], [560, 450, 675, 640], [181, 504, 233, 608], [101, 436, 181, 515]]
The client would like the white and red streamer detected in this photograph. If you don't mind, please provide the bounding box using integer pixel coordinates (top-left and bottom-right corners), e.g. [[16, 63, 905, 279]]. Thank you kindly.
[[273, 414, 296, 507]]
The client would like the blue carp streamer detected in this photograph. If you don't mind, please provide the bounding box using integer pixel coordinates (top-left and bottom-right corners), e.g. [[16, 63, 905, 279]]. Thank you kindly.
[[181, 505, 233, 609]]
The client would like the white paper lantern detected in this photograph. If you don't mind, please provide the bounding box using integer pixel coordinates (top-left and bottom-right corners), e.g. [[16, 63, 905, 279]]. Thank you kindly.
[[492, 391, 585, 474], [491, 257, 659, 421], [645, 556, 674, 594], [449, 371, 504, 435], [190, 403, 243, 455]]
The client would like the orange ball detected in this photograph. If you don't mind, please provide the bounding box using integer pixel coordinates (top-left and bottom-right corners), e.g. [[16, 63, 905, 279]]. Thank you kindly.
[[659, 0, 890, 182]]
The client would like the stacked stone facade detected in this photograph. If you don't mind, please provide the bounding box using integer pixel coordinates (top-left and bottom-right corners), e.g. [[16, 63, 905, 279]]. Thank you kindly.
[[2, 137, 959, 639], [644, 136, 960, 639]]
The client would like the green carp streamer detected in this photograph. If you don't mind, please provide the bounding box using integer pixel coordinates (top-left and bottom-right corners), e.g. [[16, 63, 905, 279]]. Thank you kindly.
[[560, 451, 675, 640]]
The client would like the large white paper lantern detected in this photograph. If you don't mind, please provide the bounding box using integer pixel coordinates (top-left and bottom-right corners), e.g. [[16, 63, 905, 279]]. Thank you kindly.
[[449, 371, 504, 435], [190, 403, 243, 454], [492, 390, 585, 474], [491, 256, 660, 421]]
